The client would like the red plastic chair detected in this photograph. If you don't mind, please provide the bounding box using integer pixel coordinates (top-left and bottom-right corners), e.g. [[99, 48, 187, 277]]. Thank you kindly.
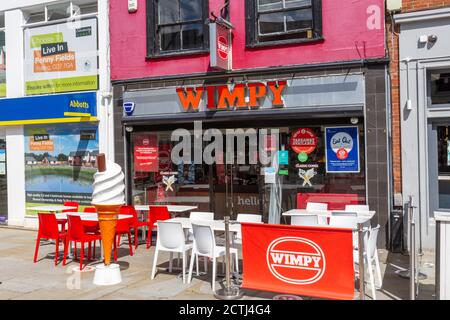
[[63, 201, 79, 212], [63, 215, 102, 270], [83, 207, 99, 234], [147, 206, 171, 249], [33, 213, 67, 266], [120, 205, 152, 250], [57, 201, 80, 231], [113, 217, 134, 261]]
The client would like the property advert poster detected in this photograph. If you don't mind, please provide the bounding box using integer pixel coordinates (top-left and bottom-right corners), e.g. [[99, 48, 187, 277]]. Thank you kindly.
[[24, 18, 98, 95], [133, 134, 159, 172], [325, 126, 360, 173], [24, 123, 99, 215]]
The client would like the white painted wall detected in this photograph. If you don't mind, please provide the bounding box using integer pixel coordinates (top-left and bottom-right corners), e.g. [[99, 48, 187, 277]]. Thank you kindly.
[[97, 0, 115, 162], [5, 9, 24, 97]]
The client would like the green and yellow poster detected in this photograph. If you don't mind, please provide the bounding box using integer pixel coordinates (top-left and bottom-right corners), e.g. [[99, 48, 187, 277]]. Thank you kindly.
[[24, 18, 98, 96]]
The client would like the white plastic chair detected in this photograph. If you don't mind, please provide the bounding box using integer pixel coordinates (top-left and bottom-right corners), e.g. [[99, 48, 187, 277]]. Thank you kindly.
[[190, 212, 215, 221], [353, 225, 382, 299], [233, 214, 263, 247], [188, 223, 239, 292], [151, 221, 192, 284], [329, 215, 358, 228], [306, 202, 328, 224], [236, 214, 262, 223], [345, 204, 370, 212], [187, 212, 215, 269], [331, 211, 358, 217], [306, 202, 328, 211], [291, 215, 319, 226]]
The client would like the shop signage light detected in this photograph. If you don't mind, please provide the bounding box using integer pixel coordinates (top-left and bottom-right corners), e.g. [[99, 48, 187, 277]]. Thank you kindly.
[[176, 81, 287, 112], [210, 20, 233, 71]]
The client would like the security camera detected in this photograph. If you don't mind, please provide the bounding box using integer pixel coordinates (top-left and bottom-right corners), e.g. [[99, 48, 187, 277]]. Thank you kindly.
[[428, 35, 438, 43]]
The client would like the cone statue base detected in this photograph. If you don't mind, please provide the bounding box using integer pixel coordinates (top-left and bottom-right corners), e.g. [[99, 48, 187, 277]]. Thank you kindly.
[[93, 264, 122, 286], [94, 204, 122, 266]]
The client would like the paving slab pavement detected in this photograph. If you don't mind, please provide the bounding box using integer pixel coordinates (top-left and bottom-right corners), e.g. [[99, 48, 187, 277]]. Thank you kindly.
[[0, 226, 436, 300]]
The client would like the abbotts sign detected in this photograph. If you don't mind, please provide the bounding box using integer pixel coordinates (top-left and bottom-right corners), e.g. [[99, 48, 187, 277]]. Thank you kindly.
[[176, 81, 287, 112], [266, 237, 326, 285]]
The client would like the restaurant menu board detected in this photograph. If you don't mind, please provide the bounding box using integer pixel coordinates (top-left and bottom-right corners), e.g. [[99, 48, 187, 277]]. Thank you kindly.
[[24, 124, 99, 214], [23, 18, 98, 95], [325, 126, 360, 173], [133, 134, 159, 172]]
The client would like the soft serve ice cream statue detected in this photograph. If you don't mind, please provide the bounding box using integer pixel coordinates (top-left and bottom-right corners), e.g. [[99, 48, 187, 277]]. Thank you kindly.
[[92, 154, 125, 267], [92, 156, 125, 206]]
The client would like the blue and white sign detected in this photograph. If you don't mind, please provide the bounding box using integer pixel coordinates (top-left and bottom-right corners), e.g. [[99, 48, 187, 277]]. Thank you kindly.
[[123, 102, 135, 116], [325, 126, 360, 173]]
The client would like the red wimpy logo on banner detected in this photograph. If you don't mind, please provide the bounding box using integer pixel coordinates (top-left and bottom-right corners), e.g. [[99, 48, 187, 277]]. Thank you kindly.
[[241, 223, 355, 300]]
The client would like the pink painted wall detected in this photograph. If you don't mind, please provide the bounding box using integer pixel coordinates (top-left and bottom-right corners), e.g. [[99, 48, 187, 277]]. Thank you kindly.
[[110, 0, 385, 81]]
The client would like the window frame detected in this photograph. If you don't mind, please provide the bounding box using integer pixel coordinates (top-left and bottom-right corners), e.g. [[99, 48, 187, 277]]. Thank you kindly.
[[146, 0, 210, 59], [245, 0, 323, 48]]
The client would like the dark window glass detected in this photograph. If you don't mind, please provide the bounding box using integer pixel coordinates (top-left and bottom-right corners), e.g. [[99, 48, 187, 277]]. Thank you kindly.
[[152, 0, 206, 54], [182, 23, 204, 50], [430, 70, 450, 106], [160, 25, 181, 52], [286, 9, 313, 31], [248, 0, 321, 45], [180, 0, 202, 21], [159, 1, 178, 24], [259, 12, 284, 34]]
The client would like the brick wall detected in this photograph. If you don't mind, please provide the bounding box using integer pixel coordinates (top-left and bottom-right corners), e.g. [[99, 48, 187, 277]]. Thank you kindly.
[[387, 0, 450, 197], [402, 0, 450, 11]]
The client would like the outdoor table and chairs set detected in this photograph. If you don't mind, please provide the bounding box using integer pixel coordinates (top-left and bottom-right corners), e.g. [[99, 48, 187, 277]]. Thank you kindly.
[[30, 200, 381, 298]]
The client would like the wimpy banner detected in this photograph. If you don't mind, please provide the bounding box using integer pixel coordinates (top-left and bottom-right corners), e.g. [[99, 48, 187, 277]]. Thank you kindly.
[[241, 223, 355, 300]]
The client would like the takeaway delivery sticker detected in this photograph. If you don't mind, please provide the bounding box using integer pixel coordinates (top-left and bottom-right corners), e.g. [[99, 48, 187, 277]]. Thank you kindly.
[[290, 128, 317, 155], [266, 237, 326, 285]]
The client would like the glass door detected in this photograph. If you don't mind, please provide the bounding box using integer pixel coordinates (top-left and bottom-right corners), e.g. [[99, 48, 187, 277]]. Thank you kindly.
[[0, 136, 7, 224], [211, 129, 264, 221]]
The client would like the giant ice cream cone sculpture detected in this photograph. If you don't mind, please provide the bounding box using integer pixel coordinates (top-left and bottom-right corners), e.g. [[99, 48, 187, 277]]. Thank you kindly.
[[92, 154, 125, 266]]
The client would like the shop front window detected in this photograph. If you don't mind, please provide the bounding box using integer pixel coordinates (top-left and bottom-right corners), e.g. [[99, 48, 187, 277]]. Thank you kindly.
[[130, 121, 366, 222], [429, 69, 450, 107], [437, 126, 450, 209], [0, 134, 7, 224]]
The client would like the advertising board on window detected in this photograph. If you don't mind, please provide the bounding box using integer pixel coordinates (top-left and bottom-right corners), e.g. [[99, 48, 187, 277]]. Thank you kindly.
[[24, 18, 98, 96], [325, 126, 360, 173], [24, 123, 99, 215]]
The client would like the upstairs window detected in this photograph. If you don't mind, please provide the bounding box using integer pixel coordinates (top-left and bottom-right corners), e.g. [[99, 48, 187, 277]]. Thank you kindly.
[[147, 0, 209, 57], [245, 0, 322, 47]]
